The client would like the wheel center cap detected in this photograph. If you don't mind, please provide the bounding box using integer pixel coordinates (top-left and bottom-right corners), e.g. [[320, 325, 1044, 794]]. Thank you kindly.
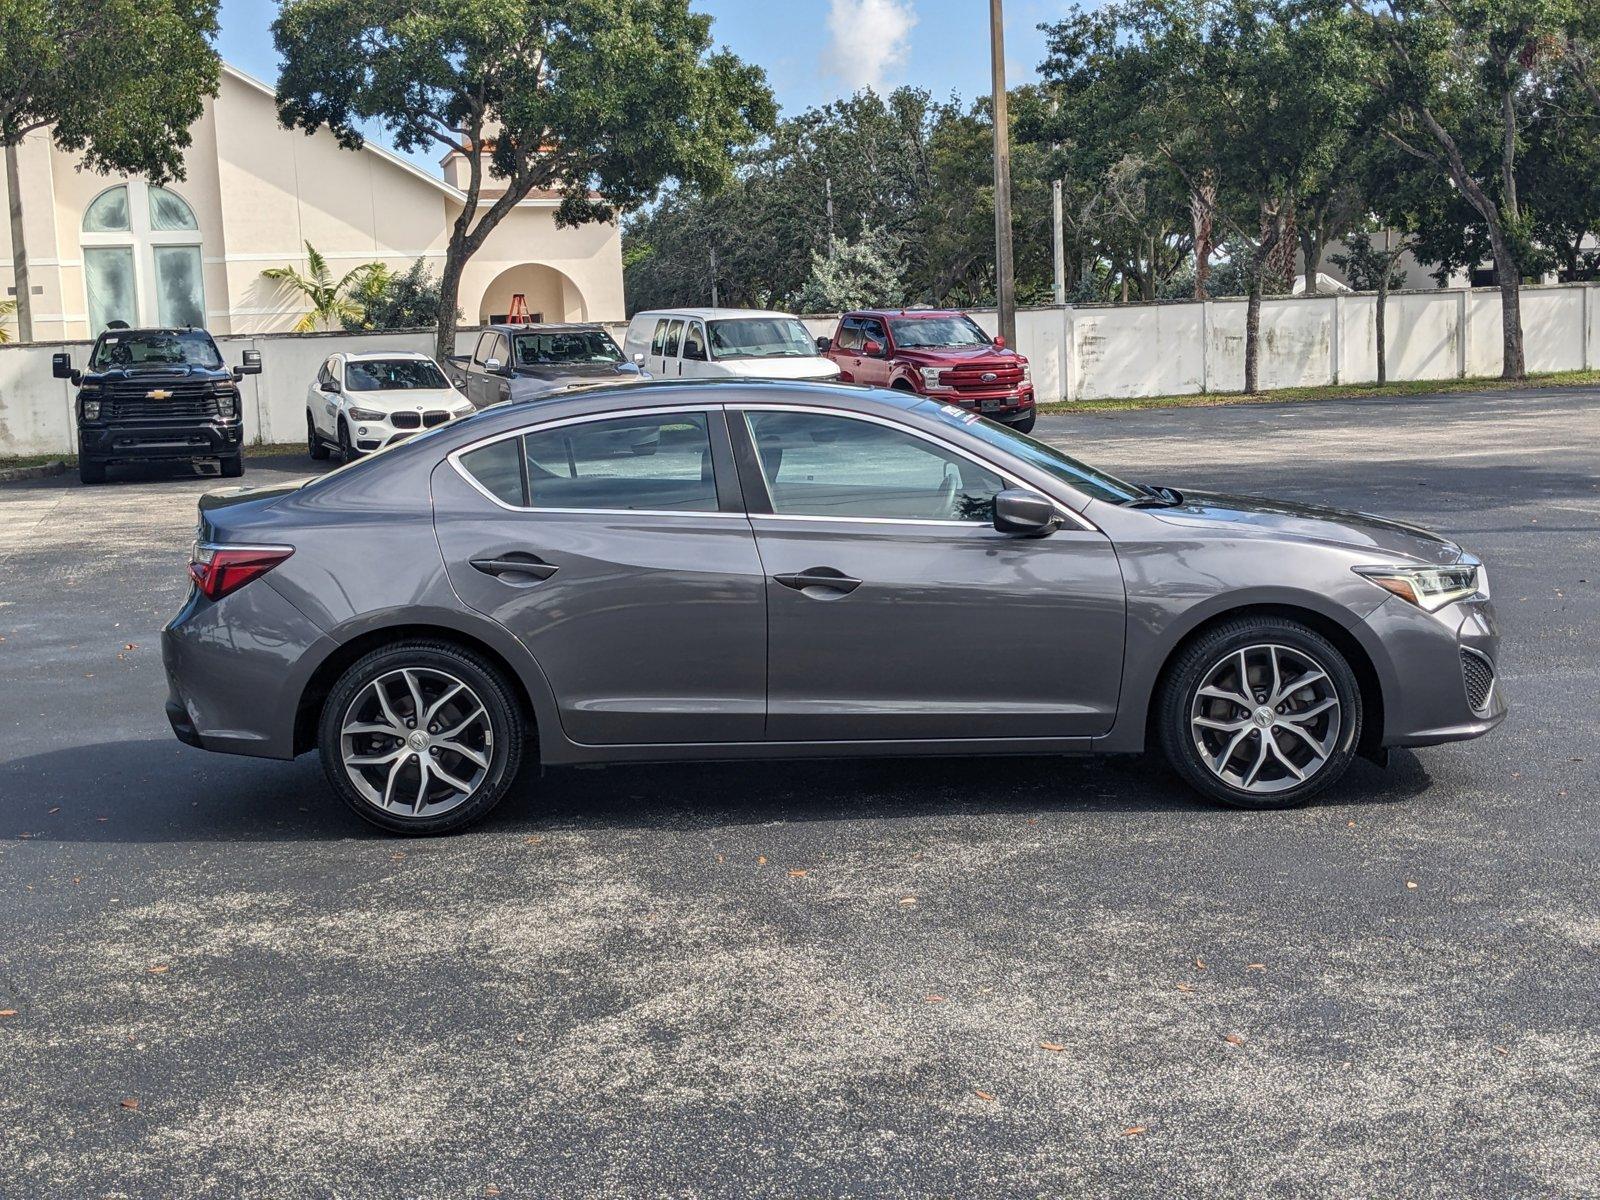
[[1252, 707, 1276, 729], [408, 731, 429, 751]]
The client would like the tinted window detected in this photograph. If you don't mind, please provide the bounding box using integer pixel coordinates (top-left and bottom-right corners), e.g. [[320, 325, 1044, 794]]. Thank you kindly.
[[663, 320, 683, 357], [90, 329, 223, 369], [682, 321, 707, 361], [345, 358, 450, 391], [522, 412, 717, 512], [650, 320, 668, 356], [922, 402, 1142, 504], [460, 438, 525, 506], [743, 410, 1004, 522], [513, 330, 622, 366], [835, 319, 865, 352]]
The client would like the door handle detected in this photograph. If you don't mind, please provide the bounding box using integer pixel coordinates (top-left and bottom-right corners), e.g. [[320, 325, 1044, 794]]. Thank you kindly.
[[471, 554, 559, 582], [773, 568, 861, 595]]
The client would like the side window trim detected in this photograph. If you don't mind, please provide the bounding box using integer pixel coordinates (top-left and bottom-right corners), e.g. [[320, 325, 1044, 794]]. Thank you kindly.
[[727, 404, 1092, 529], [447, 405, 747, 517]]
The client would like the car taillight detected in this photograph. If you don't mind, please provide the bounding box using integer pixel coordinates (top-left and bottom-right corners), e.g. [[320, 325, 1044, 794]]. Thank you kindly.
[[188, 543, 293, 601]]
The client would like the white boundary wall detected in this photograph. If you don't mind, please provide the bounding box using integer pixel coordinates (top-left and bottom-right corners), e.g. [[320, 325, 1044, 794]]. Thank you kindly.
[[3, 283, 1599, 457]]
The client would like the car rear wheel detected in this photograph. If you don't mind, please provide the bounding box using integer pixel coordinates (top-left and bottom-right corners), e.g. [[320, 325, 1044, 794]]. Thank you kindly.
[[78, 458, 107, 485], [318, 640, 526, 835], [1157, 617, 1361, 809], [308, 412, 330, 461], [220, 454, 244, 478]]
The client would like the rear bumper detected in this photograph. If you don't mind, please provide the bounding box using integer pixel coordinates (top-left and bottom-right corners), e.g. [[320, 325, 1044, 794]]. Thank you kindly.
[[81, 420, 242, 463]]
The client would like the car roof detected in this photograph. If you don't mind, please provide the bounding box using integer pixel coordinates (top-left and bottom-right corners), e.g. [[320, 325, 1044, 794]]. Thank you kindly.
[[628, 308, 802, 322], [95, 327, 213, 339], [847, 309, 970, 319], [340, 349, 438, 362]]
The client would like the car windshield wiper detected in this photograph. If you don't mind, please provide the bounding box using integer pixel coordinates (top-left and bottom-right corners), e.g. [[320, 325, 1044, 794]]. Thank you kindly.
[[1122, 484, 1184, 508]]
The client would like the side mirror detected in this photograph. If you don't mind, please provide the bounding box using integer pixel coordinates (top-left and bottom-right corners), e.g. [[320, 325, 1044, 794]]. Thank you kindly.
[[320, 378, 341, 393], [238, 349, 262, 376], [815, 335, 832, 352], [52, 352, 78, 382], [863, 339, 884, 357], [484, 357, 504, 374], [632, 351, 645, 365], [993, 488, 1060, 537], [992, 335, 1006, 349]]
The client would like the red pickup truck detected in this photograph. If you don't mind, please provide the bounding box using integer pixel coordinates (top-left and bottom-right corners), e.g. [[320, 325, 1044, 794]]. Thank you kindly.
[[818, 309, 1036, 432]]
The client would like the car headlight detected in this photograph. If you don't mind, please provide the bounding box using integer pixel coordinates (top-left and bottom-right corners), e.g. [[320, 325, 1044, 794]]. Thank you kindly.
[[1354, 562, 1485, 611], [82, 399, 101, 420], [919, 366, 944, 389], [215, 392, 237, 418], [348, 407, 386, 422], [1021, 362, 1032, 385]]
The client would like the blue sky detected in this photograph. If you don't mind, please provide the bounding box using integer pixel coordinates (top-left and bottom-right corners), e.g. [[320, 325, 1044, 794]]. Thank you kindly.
[[215, 0, 1067, 173]]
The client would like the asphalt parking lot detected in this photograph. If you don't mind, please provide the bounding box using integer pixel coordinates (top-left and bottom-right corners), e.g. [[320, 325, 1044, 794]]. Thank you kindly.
[[1, 387, 1596, 1198]]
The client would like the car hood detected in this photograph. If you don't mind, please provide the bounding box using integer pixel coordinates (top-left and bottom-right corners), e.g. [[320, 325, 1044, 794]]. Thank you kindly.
[[715, 356, 840, 380], [1144, 491, 1462, 565], [511, 362, 642, 387], [346, 387, 465, 410], [891, 345, 1025, 367], [89, 364, 229, 383]]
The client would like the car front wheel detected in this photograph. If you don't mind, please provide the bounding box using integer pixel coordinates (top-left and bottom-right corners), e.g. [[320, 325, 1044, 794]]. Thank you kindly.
[[308, 412, 330, 461], [1157, 617, 1361, 809], [318, 641, 526, 835], [1006, 411, 1037, 434]]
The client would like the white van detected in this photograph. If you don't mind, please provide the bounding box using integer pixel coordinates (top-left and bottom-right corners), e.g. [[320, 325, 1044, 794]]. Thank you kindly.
[[622, 308, 841, 382]]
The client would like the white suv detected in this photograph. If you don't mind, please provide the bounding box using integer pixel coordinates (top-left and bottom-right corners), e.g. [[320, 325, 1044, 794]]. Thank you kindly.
[[307, 350, 473, 460]]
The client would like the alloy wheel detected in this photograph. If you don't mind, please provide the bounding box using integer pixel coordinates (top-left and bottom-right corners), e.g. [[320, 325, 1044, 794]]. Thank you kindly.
[[1189, 643, 1342, 795], [339, 667, 493, 818]]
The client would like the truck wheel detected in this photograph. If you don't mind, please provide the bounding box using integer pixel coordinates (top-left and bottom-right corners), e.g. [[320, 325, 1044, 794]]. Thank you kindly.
[[221, 454, 244, 478], [308, 413, 330, 461], [78, 459, 107, 485], [1008, 412, 1037, 434]]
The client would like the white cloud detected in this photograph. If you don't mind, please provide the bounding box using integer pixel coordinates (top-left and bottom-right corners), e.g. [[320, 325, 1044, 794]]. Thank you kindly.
[[823, 0, 919, 93]]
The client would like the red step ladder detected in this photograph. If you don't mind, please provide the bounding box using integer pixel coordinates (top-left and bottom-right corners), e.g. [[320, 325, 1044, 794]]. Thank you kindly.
[[506, 293, 531, 324]]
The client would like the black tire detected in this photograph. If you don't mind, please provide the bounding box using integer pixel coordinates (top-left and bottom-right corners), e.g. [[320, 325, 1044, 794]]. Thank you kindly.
[[308, 412, 330, 460], [337, 418, 357, 461], [318, 640, 526, 835], [78, 458, 107, 485], [1156, 616, 1361, 809], [1007, 412, 1037, 434], [220, 454, 244, 478]]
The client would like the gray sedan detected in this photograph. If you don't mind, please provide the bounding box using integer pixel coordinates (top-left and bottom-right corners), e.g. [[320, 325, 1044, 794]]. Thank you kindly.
[[162, 382, 1505, 834]]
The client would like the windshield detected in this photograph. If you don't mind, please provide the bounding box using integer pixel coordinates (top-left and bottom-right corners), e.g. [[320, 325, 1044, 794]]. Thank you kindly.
[[514, 330, 623, 366], [708, 317, 816, 360], [889, 315, 991, 349], [345, 358, 450, 391], [924, 402, 1143, 504], [90, 330, 223, 370]]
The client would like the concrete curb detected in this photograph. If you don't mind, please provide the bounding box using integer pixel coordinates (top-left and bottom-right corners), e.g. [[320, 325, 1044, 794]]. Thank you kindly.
[[0, 460, 68, 484]]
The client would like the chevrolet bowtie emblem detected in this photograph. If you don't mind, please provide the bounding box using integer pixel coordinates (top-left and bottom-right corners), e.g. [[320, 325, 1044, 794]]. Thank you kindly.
[[146, 389, 173, 400]]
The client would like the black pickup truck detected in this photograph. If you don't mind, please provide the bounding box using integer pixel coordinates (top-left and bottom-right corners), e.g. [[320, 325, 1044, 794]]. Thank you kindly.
[[53, 328, 261, 485], [444, 323, 645, 409]]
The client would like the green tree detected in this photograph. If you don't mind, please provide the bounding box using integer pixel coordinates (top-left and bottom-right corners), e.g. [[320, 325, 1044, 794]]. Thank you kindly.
[[793, 225, 906, 313], [0, 296, 15, 343], [1331, 229, 1415, 383], [341, 259, 458, 331], [1365, 0, 1586, 378], [0, 0, 220, 342], [261, 241, 384, 332], [273, 0, 774, 359]]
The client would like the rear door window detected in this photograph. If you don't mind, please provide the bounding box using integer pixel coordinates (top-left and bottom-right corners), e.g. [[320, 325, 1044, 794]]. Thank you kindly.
[[663, 320, 684, 358], [650, 320, 668, 356]]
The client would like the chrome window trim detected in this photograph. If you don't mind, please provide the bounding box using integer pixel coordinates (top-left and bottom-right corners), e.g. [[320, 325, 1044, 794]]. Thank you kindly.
[[730, 402, 1098, 533], [447, 404, 737, 517]]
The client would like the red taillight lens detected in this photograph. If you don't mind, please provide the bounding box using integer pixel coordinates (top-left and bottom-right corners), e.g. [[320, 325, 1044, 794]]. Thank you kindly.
[[188, 544, 294, 601]]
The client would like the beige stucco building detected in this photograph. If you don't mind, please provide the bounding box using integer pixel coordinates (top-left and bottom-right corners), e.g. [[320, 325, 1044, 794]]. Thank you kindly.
[[0, 64, 624, 342]]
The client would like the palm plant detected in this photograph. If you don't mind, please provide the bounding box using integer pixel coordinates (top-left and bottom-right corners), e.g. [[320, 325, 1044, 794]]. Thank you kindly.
[[262, 241, 385, 332], [0, 297, 16, 343]]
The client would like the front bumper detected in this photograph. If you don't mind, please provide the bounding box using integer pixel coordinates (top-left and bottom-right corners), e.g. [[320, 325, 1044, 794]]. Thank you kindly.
[[928, 387, 1035, 419], [349, 413, 468, 454], [80, 419, 243, 464], [1361, 592, 1508, 747]]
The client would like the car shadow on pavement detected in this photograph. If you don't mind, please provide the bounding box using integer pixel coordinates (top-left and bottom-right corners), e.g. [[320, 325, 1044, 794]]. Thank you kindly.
[[0, 737, 1432, 843]]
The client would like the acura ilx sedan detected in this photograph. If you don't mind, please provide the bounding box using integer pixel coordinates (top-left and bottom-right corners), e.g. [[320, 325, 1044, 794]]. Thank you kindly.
[[163, 381, 1505, 834]]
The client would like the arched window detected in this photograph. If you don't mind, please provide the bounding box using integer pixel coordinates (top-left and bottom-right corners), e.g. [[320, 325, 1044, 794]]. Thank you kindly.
[[80, 183, 205, 333]]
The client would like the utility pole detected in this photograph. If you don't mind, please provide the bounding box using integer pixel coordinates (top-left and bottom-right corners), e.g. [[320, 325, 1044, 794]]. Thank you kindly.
[[989, 0, 1016, 346], [709, 244, 719, 307], [5, 142, 34, 343], [1051, 176, 1065, 306]]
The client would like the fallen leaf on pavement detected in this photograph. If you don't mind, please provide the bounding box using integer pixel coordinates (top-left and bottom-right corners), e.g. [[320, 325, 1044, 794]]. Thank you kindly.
[[756, 855, 767, 865], [484, 1187, 502, 1197], [974, 1090, 995, 1102], [899, 896, 917, 906], [48, 807, 60, 815], [120, 1098, 140, 1111], [924, 994, 945, 1003], [146, 964, 169, 975], [788, 868, 807, 878], [1039, 1041, 1067, 1052], [1175, 982, 1194, 993], [1122, 1126, 1147, 1137], [1223, 1033, 1245, 1046], [1194, 958, 1207, 970], [524, 836, 543, 845], [0, 1010, 18, 1018], [1246, 963, 1266, 970], [1493, 1045, 1510, 1056], [1405, 881, 1418, 890]]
